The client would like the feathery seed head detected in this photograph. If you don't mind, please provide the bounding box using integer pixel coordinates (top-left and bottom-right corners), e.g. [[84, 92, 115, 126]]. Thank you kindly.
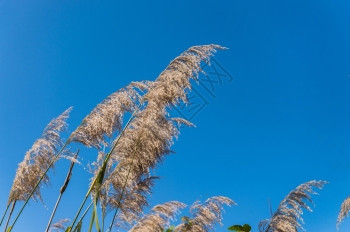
[[337, 196, 350, 229], [260, 180, 327, 232], [49, 218, 70, 231], [9, 107, 72, 202], [70, 81, 150, 149], [144, 44, 224, 107], [174, 196, 235, 232], [91, 45, 224, 230], [129, 201, 186, 232], [108, 176, 159, 228]]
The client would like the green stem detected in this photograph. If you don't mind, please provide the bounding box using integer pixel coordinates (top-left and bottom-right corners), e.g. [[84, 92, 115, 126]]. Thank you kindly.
[[88, 161, 107, 232], [8, 141, 69, 231], [45, 151, 79, 232], [0, 203, 10, 227], [45, 194, 63, 232], [70, 201, 92, 232], [68, 109, 139, 231], [68, 161, 106, 231], [4, 201, 16, 232], [77, 202, 93, 225], [67, 193, 89, 232]]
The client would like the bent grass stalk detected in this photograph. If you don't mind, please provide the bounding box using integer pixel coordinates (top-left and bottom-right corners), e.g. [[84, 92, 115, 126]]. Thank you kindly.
[[45, 150, 79, 232]]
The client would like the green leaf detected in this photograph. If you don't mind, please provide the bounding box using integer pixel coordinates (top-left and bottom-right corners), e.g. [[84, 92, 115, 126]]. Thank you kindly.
[[164, 225, 175, 232], [88, 194, 101, 232], [6, 226, 13, 232], [73, 221, 83, 232], [242, 224, 251, 232], [227, 224, 251, 232], [93, 198, 101, 232], [86, 164, 105, 232], [88, 206, 95, 232], [65, 226, 72, 232], [227, 225, 243, 231]]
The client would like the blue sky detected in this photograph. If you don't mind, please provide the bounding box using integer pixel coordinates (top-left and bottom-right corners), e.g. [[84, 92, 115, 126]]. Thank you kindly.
[[1, 0, 350, 231]]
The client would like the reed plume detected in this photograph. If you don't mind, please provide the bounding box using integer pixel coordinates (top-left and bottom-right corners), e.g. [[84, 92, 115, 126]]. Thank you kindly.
[[174, 196, 235, 232], [259, 180, 327, 232], [8, 107, 72, 203], [93, 45, 224, 229], [143, 44, 225, 106], [49, 218, 70, 231], [129, 201, 186, 232], [88, 151, 159, 228], [64, 45, 224, 231], [105, 172, 158, 228], [70, 81, 150, 149], [337, 196, 350, 229]]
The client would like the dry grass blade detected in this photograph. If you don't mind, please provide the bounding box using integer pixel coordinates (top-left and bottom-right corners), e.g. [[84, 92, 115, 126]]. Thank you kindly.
[[259, 180, 327, 232]]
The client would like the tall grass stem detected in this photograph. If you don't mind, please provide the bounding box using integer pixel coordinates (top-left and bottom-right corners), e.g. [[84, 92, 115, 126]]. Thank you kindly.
[[0, 203, 10, 227], [78, 202, 93, 226], [4, 201, 16, 232], [45, 150, 79, 232]]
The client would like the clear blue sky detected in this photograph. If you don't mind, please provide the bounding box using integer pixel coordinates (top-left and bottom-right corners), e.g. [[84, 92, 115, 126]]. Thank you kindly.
[[1, 1, 350, 231]]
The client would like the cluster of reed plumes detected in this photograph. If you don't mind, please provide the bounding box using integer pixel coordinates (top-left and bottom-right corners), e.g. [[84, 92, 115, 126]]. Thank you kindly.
[[2, 44, 350, 232], [129, 196, 234, 232], [0, 44, 240, 232]]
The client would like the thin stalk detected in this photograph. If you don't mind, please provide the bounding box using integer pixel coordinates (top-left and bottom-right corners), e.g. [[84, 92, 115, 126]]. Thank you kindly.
[[78, 202, 93, 225], [4, 201, 16, 232], [69, 202, 93, 232], [8, 141, 70, 232], [68, 108, 140, 231], [68, 157, 108, 231], [107, 152, 137, 232], [88, 160, 107, 232], [45, 150, 79, 232], [46, 194, 62, 232], [0, 203, 10, 227], [67, 188, 91, 232]]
